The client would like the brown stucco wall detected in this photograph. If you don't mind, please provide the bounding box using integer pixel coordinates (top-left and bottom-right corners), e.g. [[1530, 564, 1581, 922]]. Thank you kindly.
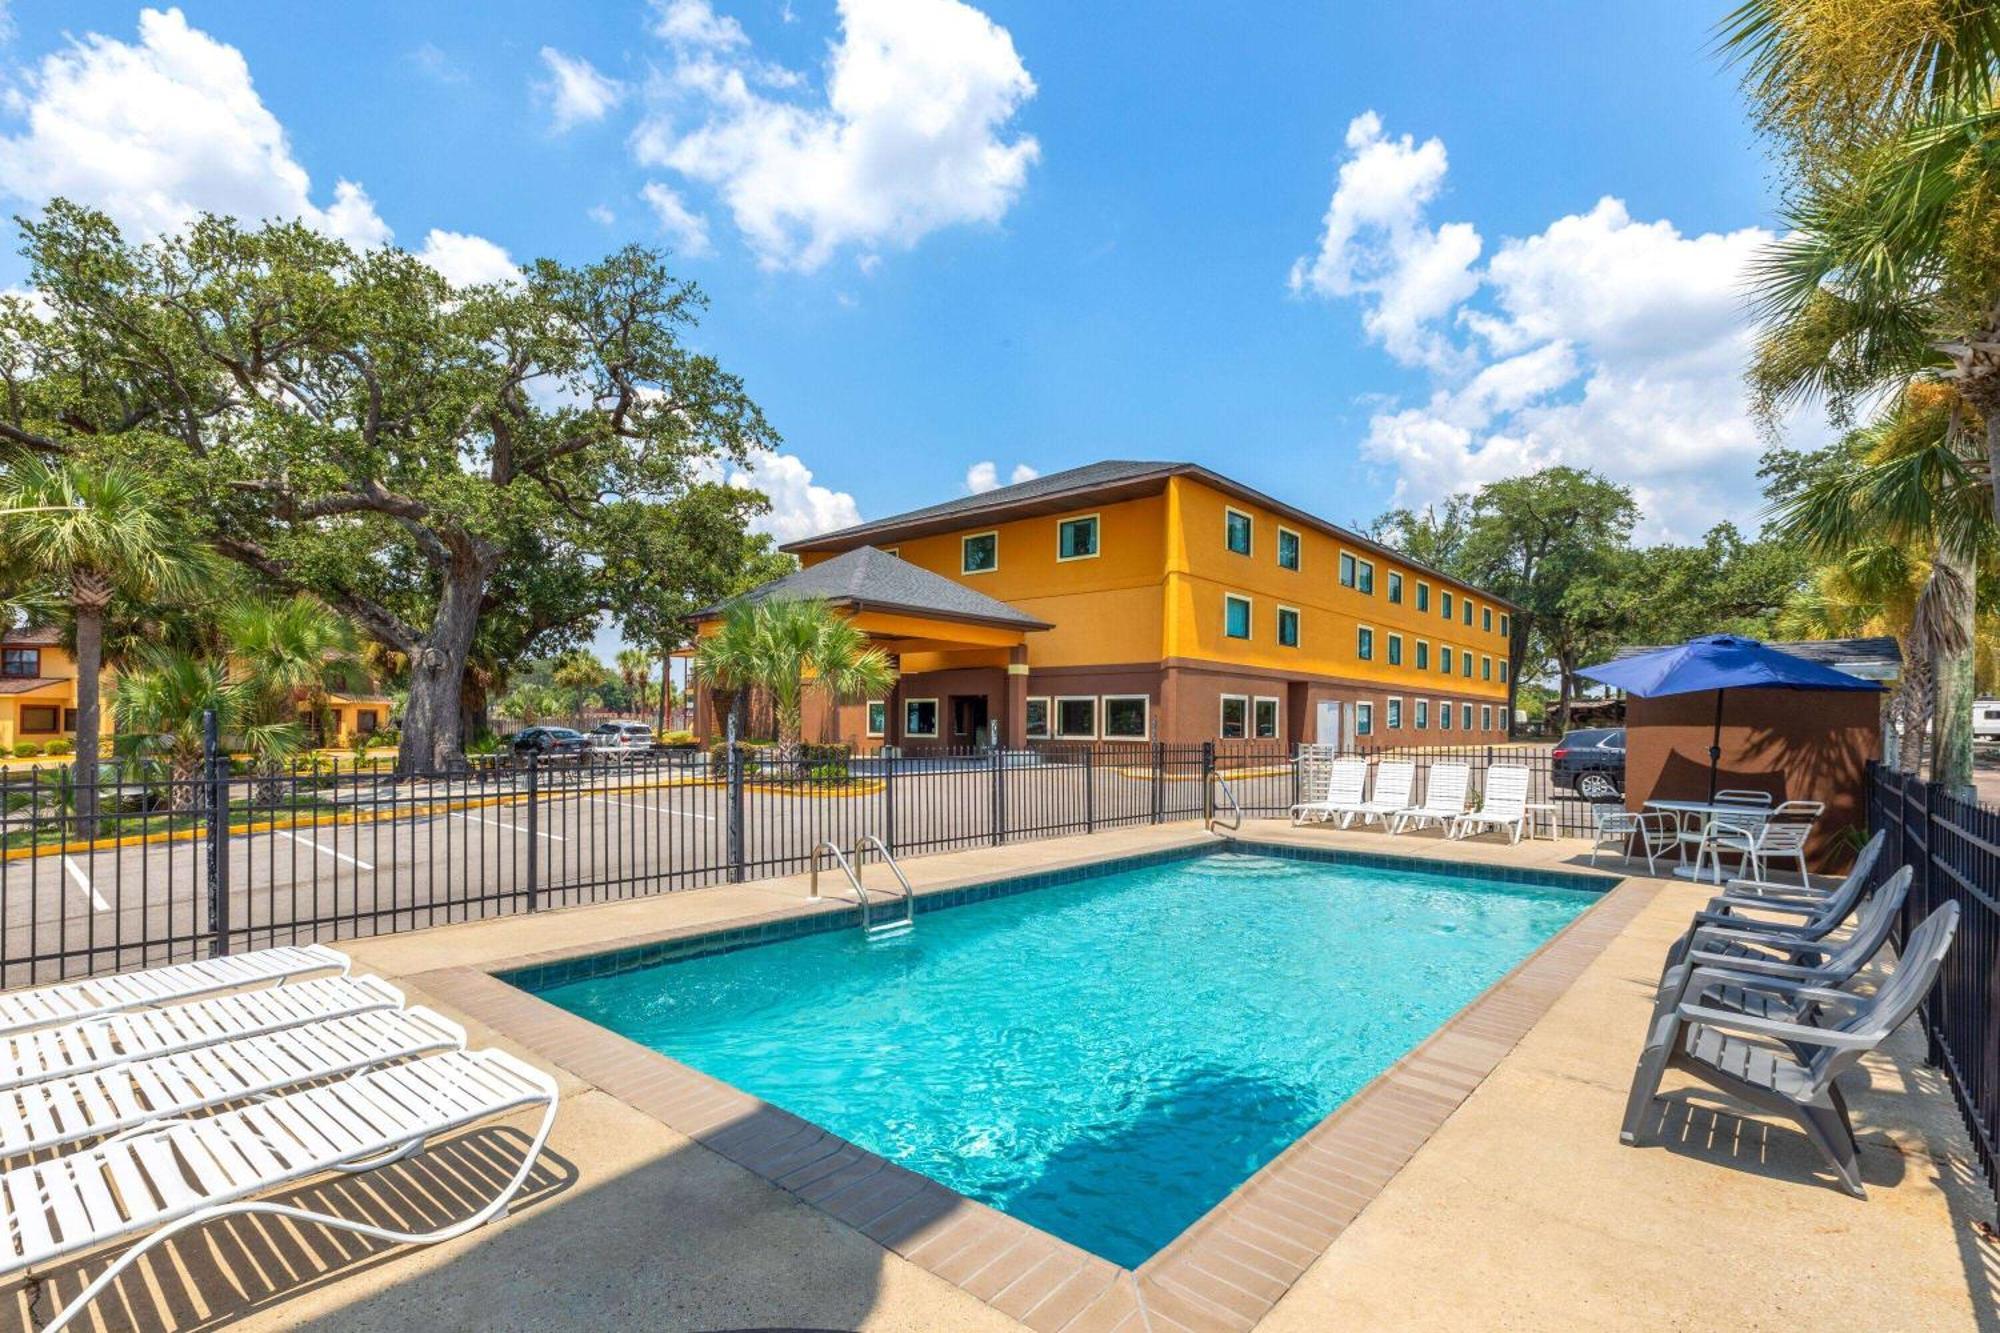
[[1624, 687, 1883, 865]]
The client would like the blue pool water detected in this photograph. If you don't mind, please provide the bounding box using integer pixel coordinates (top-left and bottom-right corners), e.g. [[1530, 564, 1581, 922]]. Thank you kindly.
[[529, 850, 1598, 1266]]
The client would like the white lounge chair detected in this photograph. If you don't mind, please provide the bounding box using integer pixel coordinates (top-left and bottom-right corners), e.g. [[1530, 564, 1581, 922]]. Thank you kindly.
[[1291, 757, 1369, 826], [1346, 760, 1416, 828], [1390, 763, 1470, 835], [0, 974, 403, 1093], [1451, 764, 1532, 843], [1291, 744, 1336, 816], [7, 1048, 559, 1333], [0, 1005, 465, 1159], [0, 945, 349, 1038]]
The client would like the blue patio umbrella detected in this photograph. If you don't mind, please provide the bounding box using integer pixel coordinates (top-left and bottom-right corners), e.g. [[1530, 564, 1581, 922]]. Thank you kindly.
[[1577, 634, 1883, 800]]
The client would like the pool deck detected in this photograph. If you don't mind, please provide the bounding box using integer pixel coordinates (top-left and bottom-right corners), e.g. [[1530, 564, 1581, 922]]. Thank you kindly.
[[9, 819, 1996, 1330]]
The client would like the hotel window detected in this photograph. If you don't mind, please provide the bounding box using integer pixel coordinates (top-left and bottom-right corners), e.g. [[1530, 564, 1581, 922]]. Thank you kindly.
[[1224, 594, 1252, 640], [1439, 700, 1453, 731], [1339, 552, 1357, 588], [1226, 508, 1253, 556], [1388, 571, 1404, 604], [1253, 697, 1280, 739], [1355, 702, 1374, 737], [904, 698, 939, 737], [1482, 656, 1492, 681], [1387, 633, 1403, 666], [1440, 646, 1454, 674], [1461, 703, 1474, 730], [1387, 697, 1403, 729], [1277, 527, 1300, 571], [1441, 590, 1453, 619], [1415, 699, 1429, 729], [1416, 641, 1430, 671], [1500, 660, 1510, 684], [1481, 704, 1493, 731], [961, 532, 998, 574], [1057, 515, 1099, 561], [866, 701, 887, 737], [356, 710, 379, 734], [1483, 606, 1493, 632], [1463, 599, 1473, 626], [1220, 694, 1249, 740], [1025, 697, 1051, 740], [1357, 626, 1374, 660], [1500, 613, 1510, 638], [1, 648, 37, 678], [1416, 582, 1430, 612], [1056, 696, 1098, 739], [19, 706, 60, 734], [1277, 606, 1300, 648], [1102, 695, 1149, 739], [1356, 559, 1374, 595], [1463, 652, 1473, 678]]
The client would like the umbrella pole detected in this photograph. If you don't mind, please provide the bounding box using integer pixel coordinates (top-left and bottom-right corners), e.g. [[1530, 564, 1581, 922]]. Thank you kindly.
[[1707, 688, 1724, 802]]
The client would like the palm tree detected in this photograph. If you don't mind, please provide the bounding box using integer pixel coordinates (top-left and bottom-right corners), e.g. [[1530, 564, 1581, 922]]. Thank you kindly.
[[0, 459, 204, 829], [693, 598, 896, 764], [111, 649, 297, 810], [615, 648, 651, 713], [221, 596, 362, 744], [551, 652, 609, 728]]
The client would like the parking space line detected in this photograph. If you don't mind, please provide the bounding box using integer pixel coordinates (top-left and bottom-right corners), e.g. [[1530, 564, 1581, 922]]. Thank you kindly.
[[585, 796, 715, 821], [272, 829, 374, 870], [62, 856, 110, 911], [460, 813, 565, 842]]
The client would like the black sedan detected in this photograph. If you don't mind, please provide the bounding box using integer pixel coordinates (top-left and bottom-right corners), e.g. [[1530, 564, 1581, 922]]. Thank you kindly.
[[1551, 728, 1625, 800], [510, 726, 588, 758]]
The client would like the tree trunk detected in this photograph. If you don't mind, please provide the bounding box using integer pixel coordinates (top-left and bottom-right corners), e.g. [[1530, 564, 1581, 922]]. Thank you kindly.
[[395, 557, 492, 776], [1930, 542, 1977, 798], [70, 595, 105, 836], [655, 648, 669, 736]]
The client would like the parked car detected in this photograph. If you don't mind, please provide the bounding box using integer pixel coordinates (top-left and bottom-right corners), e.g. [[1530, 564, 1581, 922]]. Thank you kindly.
[[510, 726, 588, 758], [1551, 728, 1625, 800], [588, 721, 655, 761], [1976, 698, 2000, 745]]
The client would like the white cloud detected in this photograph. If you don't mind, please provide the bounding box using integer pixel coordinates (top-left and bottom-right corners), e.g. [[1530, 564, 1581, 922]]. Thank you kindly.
[[633, 0, 1039, 272], [0, 7, 390, 245], [965, 460, 1037, 493], [1294, 112, 1816, 540], [408, 42, 467, 85], [714, 448, 863, 541], [588, 203, 616, 226], [640, 181, 714, 257], [538, 47, 626, 132], [416, 228, 519, 286]]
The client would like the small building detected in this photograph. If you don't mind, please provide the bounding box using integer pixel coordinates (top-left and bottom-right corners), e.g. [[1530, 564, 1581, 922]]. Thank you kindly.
[[691, 461, 1517, 748], [0, 624, 110, 751]]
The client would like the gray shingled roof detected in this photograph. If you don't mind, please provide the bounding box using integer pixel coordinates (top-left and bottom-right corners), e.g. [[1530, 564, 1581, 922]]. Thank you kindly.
[[1614, 636, 1901, 675], [695, 546, 1052, 631], [796, 461, 1175, 545]]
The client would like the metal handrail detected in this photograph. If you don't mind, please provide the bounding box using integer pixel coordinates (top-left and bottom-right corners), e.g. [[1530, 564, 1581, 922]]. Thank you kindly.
[[853, 835, 915, 935], [810, 840, 864, 902], [1208, 771, 1243, 833]]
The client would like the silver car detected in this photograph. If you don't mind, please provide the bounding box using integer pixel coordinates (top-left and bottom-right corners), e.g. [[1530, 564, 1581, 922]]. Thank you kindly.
[[587, 721, 655, 760]]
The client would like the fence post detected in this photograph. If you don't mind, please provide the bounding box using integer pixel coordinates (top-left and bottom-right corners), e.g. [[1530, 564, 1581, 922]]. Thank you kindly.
[[1151, 743, 1164, 825], [1202, 741, 1215, 826], [1084, 747, 1095, 834], [203, 708, 230, 958], [726, 712, 746, 883], [524, 753, 540, 912], [883, 747, 898, 854], [992, 746, 1005, 846]]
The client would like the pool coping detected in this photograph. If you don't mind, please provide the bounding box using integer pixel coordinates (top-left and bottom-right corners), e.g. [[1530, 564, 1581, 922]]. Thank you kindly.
[[411, 837, 1654, 1332]]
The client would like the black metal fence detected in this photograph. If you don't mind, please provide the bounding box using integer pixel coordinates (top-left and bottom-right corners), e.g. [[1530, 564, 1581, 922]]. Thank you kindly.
[[1866, 764, 2000, 1211], [0, 735, 1583, 987]]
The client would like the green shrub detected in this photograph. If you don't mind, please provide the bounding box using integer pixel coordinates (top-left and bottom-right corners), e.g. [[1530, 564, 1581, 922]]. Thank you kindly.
[[11, 742, 42, 758], [808, 761, 849, 781], [41, 738, 73, 756], [661, 729, 697, 747]]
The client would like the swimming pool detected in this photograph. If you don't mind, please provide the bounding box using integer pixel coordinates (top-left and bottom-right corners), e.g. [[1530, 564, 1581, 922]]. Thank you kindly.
[[524, 847, 1602, 1267]]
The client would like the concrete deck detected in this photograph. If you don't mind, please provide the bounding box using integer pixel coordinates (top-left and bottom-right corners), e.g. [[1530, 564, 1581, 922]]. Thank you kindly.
[[6, 819, 1994, 1330]]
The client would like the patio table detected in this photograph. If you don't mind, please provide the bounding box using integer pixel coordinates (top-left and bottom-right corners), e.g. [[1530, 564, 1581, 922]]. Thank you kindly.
[[1642, 799, 1773, 882]]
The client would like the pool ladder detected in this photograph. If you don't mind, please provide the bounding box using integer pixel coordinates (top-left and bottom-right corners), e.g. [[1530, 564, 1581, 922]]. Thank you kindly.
[[811, 837, 916, 939]]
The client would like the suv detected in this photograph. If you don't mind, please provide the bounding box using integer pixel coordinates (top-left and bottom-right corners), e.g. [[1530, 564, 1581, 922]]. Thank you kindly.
[[1551, 728, 1625, 800], [510, 726, 587, 758], [588, 721, 655, 761]]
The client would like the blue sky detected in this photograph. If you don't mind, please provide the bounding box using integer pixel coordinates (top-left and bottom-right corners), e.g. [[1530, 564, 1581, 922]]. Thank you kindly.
[[0, 1, 1798, 653]]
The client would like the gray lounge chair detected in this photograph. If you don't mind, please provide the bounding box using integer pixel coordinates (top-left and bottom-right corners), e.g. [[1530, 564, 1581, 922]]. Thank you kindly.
[[1620, 900, 1959, 1197], [1660, 833, 1883, 973]]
